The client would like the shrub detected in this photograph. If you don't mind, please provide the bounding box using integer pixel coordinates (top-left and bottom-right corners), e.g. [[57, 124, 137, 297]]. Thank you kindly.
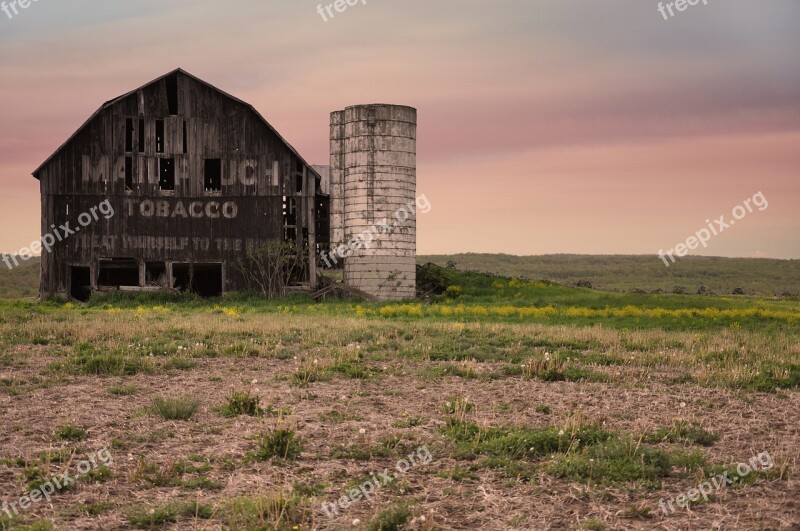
[[444, 285, 463, 298]]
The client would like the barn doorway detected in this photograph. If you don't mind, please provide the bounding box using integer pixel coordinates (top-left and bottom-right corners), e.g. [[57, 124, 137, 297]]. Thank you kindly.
[[172, 263, 223, 297], [98, 258, 139, 288], [70, 266, 91, 302]]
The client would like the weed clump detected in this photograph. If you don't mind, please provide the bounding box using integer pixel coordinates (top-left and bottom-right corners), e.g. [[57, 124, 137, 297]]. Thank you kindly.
[[218, 390, 264, 417], [647, 419, 719, 447], [55, 425, 86, 441], [255, 429, 303, 461], [368, 504, 413, 531], [149, 395, 201, 421]]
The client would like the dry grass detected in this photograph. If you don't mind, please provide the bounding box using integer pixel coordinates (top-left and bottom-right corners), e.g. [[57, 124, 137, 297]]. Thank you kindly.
[[0, 306, 797, 530]]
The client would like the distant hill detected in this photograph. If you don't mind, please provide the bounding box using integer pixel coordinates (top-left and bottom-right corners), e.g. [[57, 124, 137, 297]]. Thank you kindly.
[[2, 254, 797, 300], [417, 254, 800, 296], [0, 256, 39, 299]]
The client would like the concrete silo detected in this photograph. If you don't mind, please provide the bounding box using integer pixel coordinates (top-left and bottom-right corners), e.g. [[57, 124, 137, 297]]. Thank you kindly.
[[329, 104, 417, 300]]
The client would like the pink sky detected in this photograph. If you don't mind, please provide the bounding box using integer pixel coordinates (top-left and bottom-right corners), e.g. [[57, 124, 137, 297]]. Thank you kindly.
[[1, 0, 798, 258]]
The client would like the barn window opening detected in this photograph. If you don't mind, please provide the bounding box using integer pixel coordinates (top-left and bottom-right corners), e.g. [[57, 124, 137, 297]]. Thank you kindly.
[[165, 73, 179, 115], [172, 263, 222, 297], [182, 120, 188, 154], [98, 258, 139, 288], [159, 158, 175, 191], [295, 173, 303, 193], [125, 118, 134, 152], [245, 164, 256, 186], [138, 119, 145, 153], [204, 159, 222, 192], [283, 196, 297, 242], [70, 266, 91, 302], [125, 156, 133, 191], [145, 262, 167, 287], [155, 120, 165, 153], [316, 196, 330, 245]]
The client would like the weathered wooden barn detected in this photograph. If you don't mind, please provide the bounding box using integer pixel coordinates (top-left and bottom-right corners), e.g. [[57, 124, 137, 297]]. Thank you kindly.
[[32, 69, 328, 300]]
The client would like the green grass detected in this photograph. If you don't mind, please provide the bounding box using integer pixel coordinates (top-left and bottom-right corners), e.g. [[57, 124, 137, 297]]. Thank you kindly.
[[443, 418, 613, 460], [131, 456, 219, 490], [0, 521, 55, 531], [545, 438, 674, 485], [368, 505, 413, 531], [221, 492, 310, 529], [51, 344, 153, 377], [419, 254, 800, 296], [165, 357, 197, 371], [217, 389, 264, 417], [54, 425, 86, 441], [646, 420, 719, 447], [0, 256, 39, 299], [149, 395, 201, 421], [254, 429, 303, 461], [108, 384, 138, 396], [441, 416, 708, 486], [126, 501, 213, 528]]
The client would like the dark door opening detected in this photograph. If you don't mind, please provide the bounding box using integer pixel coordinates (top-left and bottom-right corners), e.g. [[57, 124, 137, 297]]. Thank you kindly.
[[98, 258, 139, 288], [172, 263, 222, 297], [70, 266, 91, 302]]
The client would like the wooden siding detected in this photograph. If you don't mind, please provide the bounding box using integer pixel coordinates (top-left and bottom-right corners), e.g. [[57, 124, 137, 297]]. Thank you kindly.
[[36, 71, 323, 297]]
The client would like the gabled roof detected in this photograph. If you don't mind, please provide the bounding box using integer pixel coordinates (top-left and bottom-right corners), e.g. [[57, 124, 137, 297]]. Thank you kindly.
[[32, 68, 320, 180]]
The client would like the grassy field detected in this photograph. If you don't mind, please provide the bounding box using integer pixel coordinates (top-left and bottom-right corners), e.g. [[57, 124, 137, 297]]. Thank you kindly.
[[4, 254, 800, 300], [0, 258, 39, 300], [0, 268, 798, 530], [418, 254, 800, 296]]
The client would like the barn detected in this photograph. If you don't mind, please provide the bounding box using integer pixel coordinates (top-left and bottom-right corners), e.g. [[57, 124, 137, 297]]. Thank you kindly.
[[32, 69, 417, 301], [32, 69, 329, 301]]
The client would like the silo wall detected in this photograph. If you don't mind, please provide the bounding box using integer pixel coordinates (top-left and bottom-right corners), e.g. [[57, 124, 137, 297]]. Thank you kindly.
[[332, 104, 416, 300]]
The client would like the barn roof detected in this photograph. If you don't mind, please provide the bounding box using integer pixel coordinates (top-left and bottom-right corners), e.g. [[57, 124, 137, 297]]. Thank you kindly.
[[32, 68, 320, 180]]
